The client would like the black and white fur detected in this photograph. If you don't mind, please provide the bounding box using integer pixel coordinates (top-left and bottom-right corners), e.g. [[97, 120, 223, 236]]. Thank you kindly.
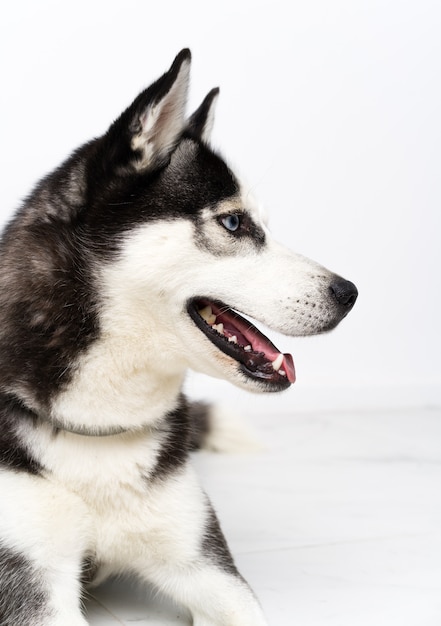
[[0, 50, 357, 625]]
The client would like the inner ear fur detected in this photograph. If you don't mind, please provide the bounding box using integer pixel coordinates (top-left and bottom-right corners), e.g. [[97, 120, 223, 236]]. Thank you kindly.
[[104, 49, 192, 174]]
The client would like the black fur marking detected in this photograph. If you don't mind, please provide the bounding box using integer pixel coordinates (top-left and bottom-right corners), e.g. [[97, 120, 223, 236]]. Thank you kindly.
[[196, 206, 267, 258], [202, 504, 239, 576], [0, 63, 242, 414], [0, 394, 42, 474], [0, 55, 246, 423], [0, 542, 48, 625], [87, 48, 191, 185], [217, 211, 266, 247], [83, 138, 239, 251], [149, 396, 192, 481], [0, 170, 100, 407], [81, 554, 99, 587], [188, 401, 212, 451]]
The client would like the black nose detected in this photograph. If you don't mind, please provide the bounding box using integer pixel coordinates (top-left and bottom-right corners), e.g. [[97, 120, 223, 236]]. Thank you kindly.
[[330, 278, 358, 309]]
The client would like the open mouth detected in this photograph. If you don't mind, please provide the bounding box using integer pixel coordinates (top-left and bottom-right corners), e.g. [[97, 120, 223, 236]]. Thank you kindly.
[[187, 298, 295, 390]]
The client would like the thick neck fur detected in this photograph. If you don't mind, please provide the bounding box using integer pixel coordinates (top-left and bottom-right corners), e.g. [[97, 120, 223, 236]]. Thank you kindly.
[[49, 228, 192, 433], [0, 141, 189, 428], [49, 325, 186, 434]]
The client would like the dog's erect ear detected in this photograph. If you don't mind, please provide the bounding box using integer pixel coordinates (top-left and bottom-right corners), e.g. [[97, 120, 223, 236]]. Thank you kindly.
[[129, 48, 191, 169], [105, 49, 191, 173], [186, 88, 219, 143]]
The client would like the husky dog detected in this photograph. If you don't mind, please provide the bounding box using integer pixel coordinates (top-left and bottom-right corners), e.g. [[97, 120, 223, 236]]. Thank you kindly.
[[0, 50, 357, 625]]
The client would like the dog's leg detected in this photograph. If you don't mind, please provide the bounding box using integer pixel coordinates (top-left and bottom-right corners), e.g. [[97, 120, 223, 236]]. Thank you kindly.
[[124, 463, 267, 626], [0, 471, 92, 626]]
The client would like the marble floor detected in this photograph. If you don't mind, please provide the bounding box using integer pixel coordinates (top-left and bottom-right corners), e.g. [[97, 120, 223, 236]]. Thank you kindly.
[[85, 407, 441, 625]]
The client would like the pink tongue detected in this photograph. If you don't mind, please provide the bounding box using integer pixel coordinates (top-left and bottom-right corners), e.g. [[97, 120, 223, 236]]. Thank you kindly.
[[251, 335, 296, 383], [222, 323, 248, 346], [213, 305, 296, 383], [282, 353, 296, 383]]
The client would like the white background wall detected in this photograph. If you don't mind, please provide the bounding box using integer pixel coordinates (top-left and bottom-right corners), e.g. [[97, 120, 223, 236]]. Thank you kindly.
[[1, 0, 440, 413]]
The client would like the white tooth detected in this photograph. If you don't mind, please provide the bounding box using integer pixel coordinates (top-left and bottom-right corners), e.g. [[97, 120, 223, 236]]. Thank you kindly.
[[199, 305, 212, 319], [272, 353, 284, 372], [228, 335, 238, 344], [213, 323, 224, 335], [280, 370, 286, 377], [199, 305, 216, 325], [244, 345, 252, 352]]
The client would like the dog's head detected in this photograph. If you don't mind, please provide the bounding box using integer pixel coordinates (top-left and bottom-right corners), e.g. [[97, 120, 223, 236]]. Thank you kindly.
[[0, 50, 355, 410], [81, 50, 357, 393]]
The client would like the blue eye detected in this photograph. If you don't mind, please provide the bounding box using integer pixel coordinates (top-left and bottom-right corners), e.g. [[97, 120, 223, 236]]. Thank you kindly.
[[221, 214, 241, 232]]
